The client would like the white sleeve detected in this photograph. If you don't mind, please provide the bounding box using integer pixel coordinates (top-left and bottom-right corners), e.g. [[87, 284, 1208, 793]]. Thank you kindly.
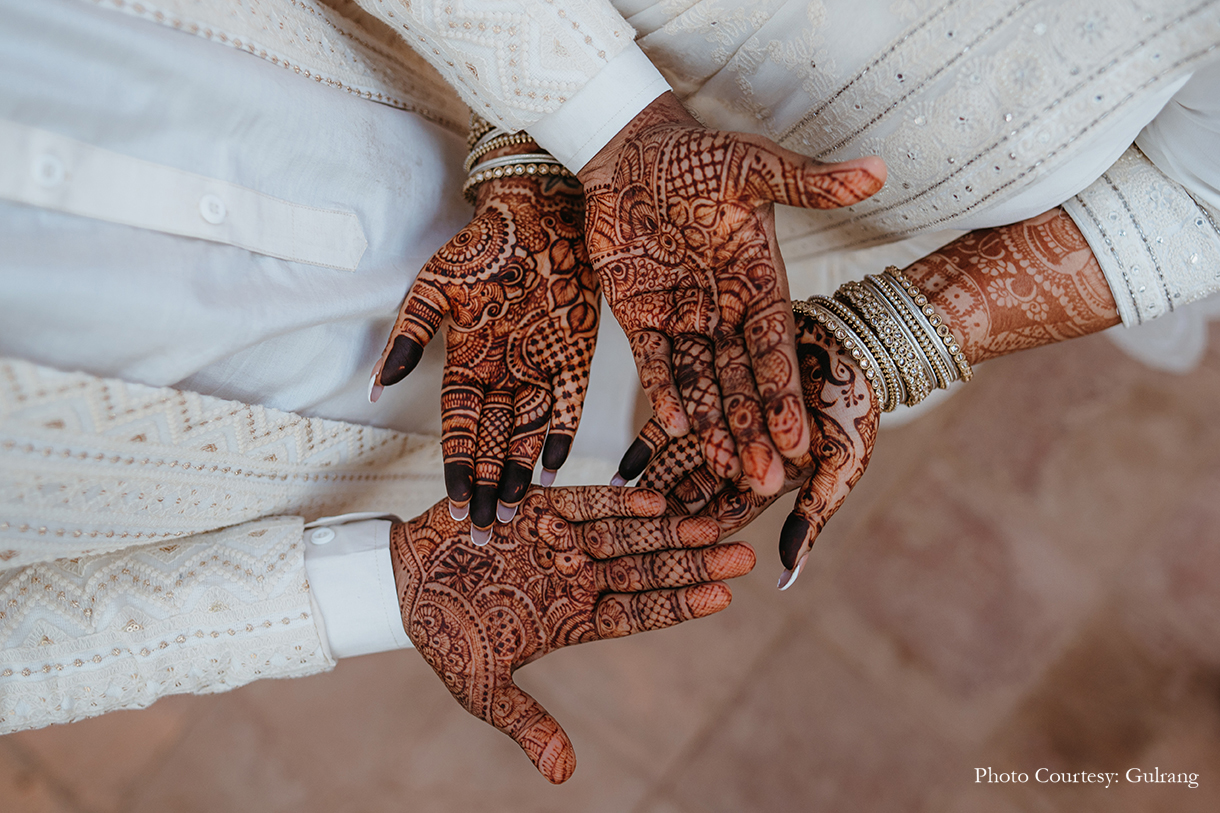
[[0, 517, 334, 735], [1063, 61, 1220, 327], [349, 0, 670, 169], [302, 516, 414, 658]]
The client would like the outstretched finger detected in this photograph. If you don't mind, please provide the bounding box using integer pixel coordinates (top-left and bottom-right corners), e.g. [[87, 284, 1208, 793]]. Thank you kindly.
[[374, 273, 450, 398], [673, 334, 739, 479], [545, 485, 669, 522], [492, 683, 577, 784], [628, 330, 690, 440], [594, 582, 733, 639], [715, 335, 784, 495], [742, 141, 887, 211], [497, 384, 550, 523], [440, 369, 483, 522], [615, 418, 672, 485], [593, 543, 755, 592], [575, 515, 721, 559], [470, 389, 515, 544], [541, 334, 596, 484]]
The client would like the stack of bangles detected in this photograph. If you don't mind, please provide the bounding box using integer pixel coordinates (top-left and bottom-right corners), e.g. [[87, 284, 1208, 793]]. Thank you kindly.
[[791, 266, 973, 412], [462, 113, 575, 204]]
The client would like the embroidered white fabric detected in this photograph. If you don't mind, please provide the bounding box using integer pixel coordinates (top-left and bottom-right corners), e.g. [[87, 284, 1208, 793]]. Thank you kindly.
[[0, 517, 335, 735], [1064, 146, 1220, 326]]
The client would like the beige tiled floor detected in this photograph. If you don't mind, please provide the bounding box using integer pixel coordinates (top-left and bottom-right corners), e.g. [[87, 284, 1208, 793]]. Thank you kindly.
[[4, 330, 1220, 812]]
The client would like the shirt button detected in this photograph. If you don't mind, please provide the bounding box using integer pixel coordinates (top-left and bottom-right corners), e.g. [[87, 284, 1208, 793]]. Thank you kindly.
[[32, 155, 65, 188], [199, 193, 227, 224], [309, 527, 336, 546]]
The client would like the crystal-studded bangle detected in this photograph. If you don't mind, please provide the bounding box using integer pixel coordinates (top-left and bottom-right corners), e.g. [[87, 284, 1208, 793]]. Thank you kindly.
[[884, 266, 974, 382], [866, 273, 955, 389], [816, 294, 904, 411], [836, 281, 933, 407], [463, 131, 535, 172], [462, 155, 574, 205], [793, 298, 893, 411]]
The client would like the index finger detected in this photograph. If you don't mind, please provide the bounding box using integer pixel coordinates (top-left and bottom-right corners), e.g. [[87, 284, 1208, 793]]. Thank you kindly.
[[545, 486, 668, 522]]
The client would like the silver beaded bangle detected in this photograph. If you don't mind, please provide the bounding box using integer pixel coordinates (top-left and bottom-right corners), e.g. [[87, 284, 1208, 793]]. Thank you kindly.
[[884, 267, 973, 382], [866, 273, 956, 389], [462, 154, 573, 204], [464, 131, 534, 172], [837, 281, 933, 407]]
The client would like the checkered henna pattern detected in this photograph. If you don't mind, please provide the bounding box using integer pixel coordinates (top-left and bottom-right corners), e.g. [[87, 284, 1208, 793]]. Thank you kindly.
[[579, 93, 885, 497], [375, 172, 599, 531], [391, 486, 754, 783]]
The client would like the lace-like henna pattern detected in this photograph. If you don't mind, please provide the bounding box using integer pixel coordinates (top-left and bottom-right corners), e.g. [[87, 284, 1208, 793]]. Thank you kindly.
[[579, 93, 885, 496], [903, 208, 1120, 363], [635, 312, 880, 571], [391, 487, 753, 783], [377, 173, 599, 529]]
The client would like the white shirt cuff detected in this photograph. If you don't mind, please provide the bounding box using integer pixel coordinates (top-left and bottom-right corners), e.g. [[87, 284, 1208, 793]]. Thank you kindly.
[[528, 42, 671, 172], [302, 518, 414, 658]]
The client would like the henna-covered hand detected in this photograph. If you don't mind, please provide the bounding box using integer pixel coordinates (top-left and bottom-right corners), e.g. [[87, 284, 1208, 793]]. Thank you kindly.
[[392, 486, 755, 783], [578, 92, 885, 497], [373, 168, 599, 541], [634, 311, 879, 588], [624, 207, 1117, 588]]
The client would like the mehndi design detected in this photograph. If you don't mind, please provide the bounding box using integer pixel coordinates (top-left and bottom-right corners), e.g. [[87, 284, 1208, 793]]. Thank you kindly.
[[578, 93, 885, 497], [375, 173, 598, 538], [391, 486, 754, 783]]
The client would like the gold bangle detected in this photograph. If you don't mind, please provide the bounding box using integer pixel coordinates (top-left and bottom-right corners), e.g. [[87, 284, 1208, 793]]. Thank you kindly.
[[884, 267, 973, 382], [464, 132, 535, 172], [866, 273, 955, 389], [467, 112, 497, 151], [462, 160, 575, 205], [836, 281, 933, 407]]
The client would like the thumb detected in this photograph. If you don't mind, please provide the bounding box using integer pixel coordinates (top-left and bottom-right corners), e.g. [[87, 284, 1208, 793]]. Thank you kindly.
[[374, 273, 450, 393], [748, 143, 886, 211], [776, 475, 827, 591], [494, 682, 577, 784]]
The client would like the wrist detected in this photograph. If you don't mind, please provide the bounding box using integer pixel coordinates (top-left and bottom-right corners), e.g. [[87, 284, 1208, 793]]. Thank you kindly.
[[576, 92, 700, 187]]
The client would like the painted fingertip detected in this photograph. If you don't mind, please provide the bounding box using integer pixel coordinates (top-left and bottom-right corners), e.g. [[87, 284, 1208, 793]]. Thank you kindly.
[[449, 501, 469, 522], [471, 526, 492, 547], [541, 434, 573, 472], [610, 473, 627, 487], [617, 437, 653, 481], [540, 468, 557, 487], [496, 501, 518, 524], [777, 555, 807, 591], [380, 335, 423, 387], [368, 373, 384, 404]]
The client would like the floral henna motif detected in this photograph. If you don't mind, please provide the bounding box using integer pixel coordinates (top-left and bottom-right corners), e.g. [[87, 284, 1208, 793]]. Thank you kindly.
[[633, 312, 880, 584], [903, 207, 1119, 363], [391, 487, 754, 782], [578, 93, 885, 496], [376, 171, 600, 534]]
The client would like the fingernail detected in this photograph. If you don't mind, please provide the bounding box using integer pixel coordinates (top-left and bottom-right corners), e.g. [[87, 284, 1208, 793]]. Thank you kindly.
[[449, 501, 469, 522], [471, 526, 492, 547], [777, 555, 808, 591], [368, 372, 384, 404], [496, 501, 518, 524], [610, 473, 627, 487], [540, 468, 557, 487]]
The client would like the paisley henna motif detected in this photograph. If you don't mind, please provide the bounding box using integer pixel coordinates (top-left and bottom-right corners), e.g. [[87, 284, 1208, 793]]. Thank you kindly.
[[578, 93, 886, 497], [391, 487, 754, 783], [903, 208, 1120, 362], [631, 207, 1118, 586], [376, 163, 599, 534]]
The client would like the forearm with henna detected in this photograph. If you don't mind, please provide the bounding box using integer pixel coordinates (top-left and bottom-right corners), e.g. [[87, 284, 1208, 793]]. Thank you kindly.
[[904, 207, 1120, 364]]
